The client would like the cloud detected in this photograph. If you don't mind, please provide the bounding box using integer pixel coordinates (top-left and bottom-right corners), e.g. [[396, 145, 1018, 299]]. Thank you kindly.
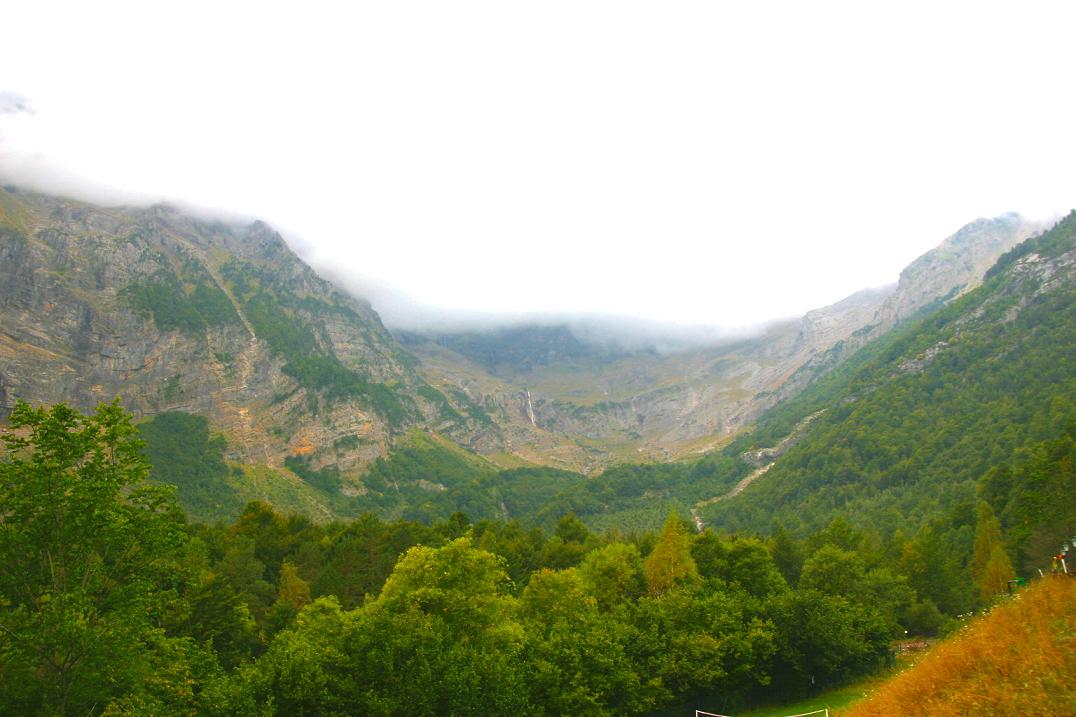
[[0, 92, 33, 115]]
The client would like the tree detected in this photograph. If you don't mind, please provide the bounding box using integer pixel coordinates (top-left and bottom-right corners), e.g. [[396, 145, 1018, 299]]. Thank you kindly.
[[0, 400, 188, 715], [765, 589, 891, 695], [899, 525, 973, 616], [769, 525, 806, 585], [981, 544, 1015, 602], [519, 568, 650, 715], [973, 501, 1014, 603], [694, 532, 788, 598], [643, 512, 699, 596], [350, 537, 528, 714], [168, 573, 260, 669], [800, 545, 867, 598], [264, 560, 313, 637], [628, 586, 776, 706], [553, 512, 590, 544], [578, 543, 646, 611]]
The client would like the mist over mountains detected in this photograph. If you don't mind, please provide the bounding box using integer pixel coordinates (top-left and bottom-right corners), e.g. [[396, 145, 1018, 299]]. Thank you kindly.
[[4, 5, 1076, 713], [0, 183, 1044, 484], [1, 180, 1073, 717]]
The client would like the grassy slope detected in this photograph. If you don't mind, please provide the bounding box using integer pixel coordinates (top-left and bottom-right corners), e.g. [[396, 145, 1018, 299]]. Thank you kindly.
[[840, 577, 1076, 716]]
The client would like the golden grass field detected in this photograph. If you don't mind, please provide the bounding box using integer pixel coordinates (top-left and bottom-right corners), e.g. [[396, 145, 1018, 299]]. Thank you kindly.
[[840, 576, 1076, 716]]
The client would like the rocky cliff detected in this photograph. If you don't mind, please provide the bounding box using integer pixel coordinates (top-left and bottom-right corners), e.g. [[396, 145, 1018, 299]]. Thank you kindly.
[[765, 212, 1041, 405], [0, 188, 495, 481], [0, 186, 1046, 485]]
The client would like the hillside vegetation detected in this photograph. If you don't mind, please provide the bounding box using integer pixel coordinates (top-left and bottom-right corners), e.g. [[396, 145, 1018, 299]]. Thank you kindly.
[[708, 212, 1075, 557], [841, 576, 1076, 716], [140, 411, 750, 531], [4, 401, 918, 715]]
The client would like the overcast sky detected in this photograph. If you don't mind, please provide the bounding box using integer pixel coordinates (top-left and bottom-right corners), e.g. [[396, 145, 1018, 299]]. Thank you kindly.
[[2, 1, 1074, 328]]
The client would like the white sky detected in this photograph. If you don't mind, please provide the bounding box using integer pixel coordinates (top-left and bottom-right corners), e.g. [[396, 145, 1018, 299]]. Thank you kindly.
[[2, 1, 1074, 328]]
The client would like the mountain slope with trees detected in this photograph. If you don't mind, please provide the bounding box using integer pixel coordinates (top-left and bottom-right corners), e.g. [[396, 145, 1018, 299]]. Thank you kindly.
[[706, 212, 1075, 578]]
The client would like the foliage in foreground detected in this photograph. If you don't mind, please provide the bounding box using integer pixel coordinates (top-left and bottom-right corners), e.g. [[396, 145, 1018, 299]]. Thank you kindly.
[[0, 401, 193, 715], [2, 402, 913, 716]]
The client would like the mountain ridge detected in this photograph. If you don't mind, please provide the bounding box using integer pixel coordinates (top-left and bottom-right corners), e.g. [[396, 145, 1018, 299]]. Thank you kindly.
[[0, 185, 1048, 521], [404, 213, 1039, 468]]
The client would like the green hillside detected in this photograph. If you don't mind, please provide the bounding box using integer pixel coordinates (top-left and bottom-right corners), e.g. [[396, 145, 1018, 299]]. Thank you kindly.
[[141, 407, 750, 531], [705, 213, 1075, 559]]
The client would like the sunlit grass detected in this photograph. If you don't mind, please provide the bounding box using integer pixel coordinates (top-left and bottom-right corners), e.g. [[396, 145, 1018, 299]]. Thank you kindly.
[[838, 577, 1076, 716]]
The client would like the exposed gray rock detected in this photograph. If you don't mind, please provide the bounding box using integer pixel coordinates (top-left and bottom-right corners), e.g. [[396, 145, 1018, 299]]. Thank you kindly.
[[0, 189, 495, 479]]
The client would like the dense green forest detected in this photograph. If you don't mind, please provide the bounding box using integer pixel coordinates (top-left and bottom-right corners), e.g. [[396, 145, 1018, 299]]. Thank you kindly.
[[5, 400, 1009, 716], [122, 253, 243, 336]]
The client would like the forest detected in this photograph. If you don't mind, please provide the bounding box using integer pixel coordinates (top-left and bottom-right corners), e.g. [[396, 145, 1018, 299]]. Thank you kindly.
[[2, 399, 1052, 716]]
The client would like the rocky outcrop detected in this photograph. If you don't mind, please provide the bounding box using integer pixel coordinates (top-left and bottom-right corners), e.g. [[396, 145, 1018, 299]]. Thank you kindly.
[[0, 188, 494, 476], [872, 213, 1040, 332], [0, 186, 1046, 478]]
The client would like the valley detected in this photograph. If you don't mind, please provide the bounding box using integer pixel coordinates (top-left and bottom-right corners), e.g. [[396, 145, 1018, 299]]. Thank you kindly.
[[3, 5, 1074, 714], [1, 187, 1072, 717]]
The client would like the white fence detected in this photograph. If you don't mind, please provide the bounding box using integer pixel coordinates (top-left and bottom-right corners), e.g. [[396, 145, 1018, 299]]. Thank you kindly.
[[696, 709, 829, 717]]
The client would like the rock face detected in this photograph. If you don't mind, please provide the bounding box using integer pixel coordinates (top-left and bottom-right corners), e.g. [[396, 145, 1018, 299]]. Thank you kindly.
[[0, 188, 493, 473], [873, 213, 1039, 331], [0, 185, 1047, 478], [763, 212, 1042, 406]]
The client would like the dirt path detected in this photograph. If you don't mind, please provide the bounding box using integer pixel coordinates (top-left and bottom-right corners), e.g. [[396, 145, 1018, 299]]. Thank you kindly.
[[691, 463, 773, 531], [690, 410, 824, 531]]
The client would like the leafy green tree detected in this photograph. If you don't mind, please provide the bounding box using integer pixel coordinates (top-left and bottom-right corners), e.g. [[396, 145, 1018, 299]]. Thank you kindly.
[[800, 545, 867, 598], [275, 561, 311, 611], [168, 573, 260, 670], [239, 537, 530, 715], [225, 596, 351, 716], [520, 568, 651, 715], [903, 597, 950, 636], [540, 535, 589, 570], [216, 535, 274, 621], [351, 537, 527, 714], [980, 544, 1015, 602], [899, 525, 973, 616], [693, 532, 788, 598], [765, 589, 891, 696], [0, 400, 188, 715], [310, 513, 431, 608], [769, 525, 806, 585], [578, 542, 647, 611], [264, 561, 313, 637], [99, 634, 226, 717], [474, 519, 547, 587], [628, 586, 776, 707], [553, 512, 591, 543]]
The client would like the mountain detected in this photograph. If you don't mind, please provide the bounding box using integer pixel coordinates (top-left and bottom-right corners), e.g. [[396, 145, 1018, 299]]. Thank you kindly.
[[702, 212, 1076, 557], [0, 184, 1051, 525], [0, 187, 500, 518], [403, 214, 1040, 471]]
